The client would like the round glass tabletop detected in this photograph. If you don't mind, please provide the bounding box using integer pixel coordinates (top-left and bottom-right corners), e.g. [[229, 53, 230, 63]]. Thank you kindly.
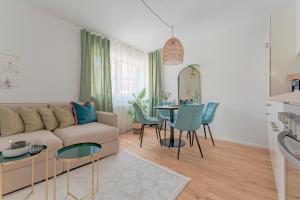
[[56, 142, 102, 160], [0, 145, 47, 164]]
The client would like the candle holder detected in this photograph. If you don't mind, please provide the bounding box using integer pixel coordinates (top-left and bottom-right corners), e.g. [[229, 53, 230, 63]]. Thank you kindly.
[[28, 139, 43, 155]]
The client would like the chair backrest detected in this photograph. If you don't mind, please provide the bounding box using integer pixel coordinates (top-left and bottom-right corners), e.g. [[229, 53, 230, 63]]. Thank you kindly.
[[179, 99, 194, 105], [202, 102, 219, 124], [175, 104, 205, 131], [133, 103, 146, 124], [158, 101, 172, 118]]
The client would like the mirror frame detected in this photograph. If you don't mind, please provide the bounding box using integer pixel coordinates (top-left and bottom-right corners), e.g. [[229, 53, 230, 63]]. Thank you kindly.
[[177, 65, 201, 102]]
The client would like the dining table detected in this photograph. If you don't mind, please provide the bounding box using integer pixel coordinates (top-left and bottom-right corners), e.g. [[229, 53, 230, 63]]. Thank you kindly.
[[155, 105, 186, 148]]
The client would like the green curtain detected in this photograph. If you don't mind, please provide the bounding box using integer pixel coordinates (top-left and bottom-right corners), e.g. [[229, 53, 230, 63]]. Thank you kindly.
[[149, 50, 162, 117], [80, 29, 113, 112]]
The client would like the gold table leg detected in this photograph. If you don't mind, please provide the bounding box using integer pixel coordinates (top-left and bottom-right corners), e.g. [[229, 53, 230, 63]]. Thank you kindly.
[[0, 164, 2, 200], [92, 155, 95, 200], [93, 153, 100, 195], [45, 150, 48, 200], [64, 153, 100, 200], [24, 158, 35, 200], [0, 150, 48, 200], [65, 160, 75, 200], [32, 157, 34, 192], [53, 158, 57, 200], [66, 161, 78, 200], [96, 153, 99, 193], [67, 161, 69, 194]]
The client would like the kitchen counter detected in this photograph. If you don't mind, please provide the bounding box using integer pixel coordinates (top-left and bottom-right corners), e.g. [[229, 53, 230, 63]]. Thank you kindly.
[[269, 92, 300, 104]]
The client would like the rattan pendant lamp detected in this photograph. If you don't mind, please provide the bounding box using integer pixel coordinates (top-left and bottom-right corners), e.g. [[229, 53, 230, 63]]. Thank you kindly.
[[141, 0, 184, 65]]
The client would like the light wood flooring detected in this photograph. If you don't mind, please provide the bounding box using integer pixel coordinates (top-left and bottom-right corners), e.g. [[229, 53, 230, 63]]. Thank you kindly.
[[119, 128, 277, 200]]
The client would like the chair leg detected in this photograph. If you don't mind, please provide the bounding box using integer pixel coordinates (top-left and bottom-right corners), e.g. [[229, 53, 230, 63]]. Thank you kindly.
[[155, 125, 158, 139], [159, 119, 164, 136], [188, 131, 192, 147], [194, 131, 203, 158], [207, 124, 215, 146], [139, 125, 142, 140], [203, 124, 207, 139], [191, 131, 195, 146], [164, 119, 167, 139], [156, 124, 162, 146], [177, 131, 182, 160], [140, 124, 145, 148]]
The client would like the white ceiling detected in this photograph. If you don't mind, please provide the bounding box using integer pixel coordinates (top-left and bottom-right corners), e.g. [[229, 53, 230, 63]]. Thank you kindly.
[[14, 0, 288, 52]]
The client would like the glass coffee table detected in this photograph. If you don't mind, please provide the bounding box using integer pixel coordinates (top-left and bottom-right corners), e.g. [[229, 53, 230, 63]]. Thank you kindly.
[[53, 143, 102, 200], [0, 145, 48, 200]]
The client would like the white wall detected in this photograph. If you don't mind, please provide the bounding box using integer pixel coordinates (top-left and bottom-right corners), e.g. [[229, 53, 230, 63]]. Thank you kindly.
[[270, 0, 300, 96], [0, 0, 272, 147], [0, 0, 80, 103], [162, 18, 269, 147]]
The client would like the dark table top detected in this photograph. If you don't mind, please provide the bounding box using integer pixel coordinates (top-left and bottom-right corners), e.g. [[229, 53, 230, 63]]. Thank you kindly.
[[155, 105, 179, 110]]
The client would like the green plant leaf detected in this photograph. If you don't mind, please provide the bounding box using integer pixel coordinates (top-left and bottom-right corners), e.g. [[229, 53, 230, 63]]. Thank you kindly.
[[138, 88, 146, 99], [127, 88, 149, 122]]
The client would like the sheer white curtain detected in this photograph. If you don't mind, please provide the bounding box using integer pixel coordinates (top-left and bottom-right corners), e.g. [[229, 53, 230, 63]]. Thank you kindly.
[[110, 41, 149, 133]]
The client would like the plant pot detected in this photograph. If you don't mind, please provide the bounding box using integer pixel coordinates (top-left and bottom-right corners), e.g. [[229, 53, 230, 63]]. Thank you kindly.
[[132, 122, 142, 134]]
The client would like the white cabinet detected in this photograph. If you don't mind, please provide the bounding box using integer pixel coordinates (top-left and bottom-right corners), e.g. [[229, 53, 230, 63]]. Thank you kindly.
[[274, 135, 286, 200], [267, 100, 300, 200], [267, 101, 285, 200], [296, 0, 300, 55], [286, 159, 300, 200]]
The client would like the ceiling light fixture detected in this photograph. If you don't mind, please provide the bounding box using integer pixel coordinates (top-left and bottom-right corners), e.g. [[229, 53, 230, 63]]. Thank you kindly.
[[141, 0, 184, 65]]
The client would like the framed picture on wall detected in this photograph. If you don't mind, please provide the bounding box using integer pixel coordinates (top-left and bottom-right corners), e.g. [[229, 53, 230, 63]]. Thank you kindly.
[[0, 54, 19, 89]]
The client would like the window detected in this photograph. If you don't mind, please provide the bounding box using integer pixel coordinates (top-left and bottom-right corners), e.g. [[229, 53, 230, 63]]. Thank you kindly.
[[110, 41, 149, 132]]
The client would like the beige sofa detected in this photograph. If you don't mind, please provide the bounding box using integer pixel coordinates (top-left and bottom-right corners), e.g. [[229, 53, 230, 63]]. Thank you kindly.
[[0, 102, 119, 194]]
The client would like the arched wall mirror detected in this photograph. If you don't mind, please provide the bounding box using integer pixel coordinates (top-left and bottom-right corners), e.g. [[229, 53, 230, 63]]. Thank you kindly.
[[178, 64, 201, 102]]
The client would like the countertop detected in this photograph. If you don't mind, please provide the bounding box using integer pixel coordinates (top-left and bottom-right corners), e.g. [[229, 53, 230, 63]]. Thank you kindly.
[[269, 92, 300, 104]]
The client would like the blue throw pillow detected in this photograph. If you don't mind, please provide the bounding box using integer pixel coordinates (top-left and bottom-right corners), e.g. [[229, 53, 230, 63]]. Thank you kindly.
[[71, 101, 97, 125]]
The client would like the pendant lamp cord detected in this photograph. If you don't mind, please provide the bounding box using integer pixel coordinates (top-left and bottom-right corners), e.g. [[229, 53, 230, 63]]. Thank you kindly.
[[141, 0, 174, 37]]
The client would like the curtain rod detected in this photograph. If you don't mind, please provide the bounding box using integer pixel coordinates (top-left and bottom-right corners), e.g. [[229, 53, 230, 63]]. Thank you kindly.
[[83, 28, 147, 53]]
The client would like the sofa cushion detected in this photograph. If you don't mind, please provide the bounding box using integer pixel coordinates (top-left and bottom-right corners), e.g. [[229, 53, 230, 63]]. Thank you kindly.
[[53, 106, 75, 128], [18, 107, 45, 132], [48, 102, 73, 113], [38, 108, 58, 131], [0, 106, 24, 136], [0, 130, 63, 172], [53, 122, 119, 146], [71, 101, 96, 125], [0, 103, 48, 111]]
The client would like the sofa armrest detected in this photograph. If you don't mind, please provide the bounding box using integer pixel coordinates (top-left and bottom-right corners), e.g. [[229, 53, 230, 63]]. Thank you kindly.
[[96, 111, 118, 128]]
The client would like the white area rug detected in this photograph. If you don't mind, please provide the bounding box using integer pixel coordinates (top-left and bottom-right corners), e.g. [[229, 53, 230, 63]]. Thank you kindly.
[[5, 150, 190, 200]]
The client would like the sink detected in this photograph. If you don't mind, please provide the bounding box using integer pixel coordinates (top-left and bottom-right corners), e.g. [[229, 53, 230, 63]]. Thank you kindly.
[[278, 132, 300, 170]]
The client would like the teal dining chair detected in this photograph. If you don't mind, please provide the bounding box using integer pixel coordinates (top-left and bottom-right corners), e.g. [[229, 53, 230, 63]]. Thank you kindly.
[[133, 103, 162, 147], [170, 103, 205, 159], [158, 101, 172, 139], [201, 102, 219, 146]]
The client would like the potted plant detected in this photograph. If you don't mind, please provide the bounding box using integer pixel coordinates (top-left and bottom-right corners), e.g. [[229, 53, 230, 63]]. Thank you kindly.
[[160, 90, 172, 103], [188, 64, 200, 78], [128, 88, 148, 134]]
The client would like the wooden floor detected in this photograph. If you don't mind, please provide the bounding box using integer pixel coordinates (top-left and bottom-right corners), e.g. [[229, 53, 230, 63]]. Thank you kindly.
[[119, 128, 277, 200]]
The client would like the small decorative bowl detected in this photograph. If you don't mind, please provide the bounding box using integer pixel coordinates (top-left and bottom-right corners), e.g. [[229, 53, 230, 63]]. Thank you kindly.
[[10, 141, 27, 149], [2, 146, 29, 158], [1, 141, 29, 158]]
